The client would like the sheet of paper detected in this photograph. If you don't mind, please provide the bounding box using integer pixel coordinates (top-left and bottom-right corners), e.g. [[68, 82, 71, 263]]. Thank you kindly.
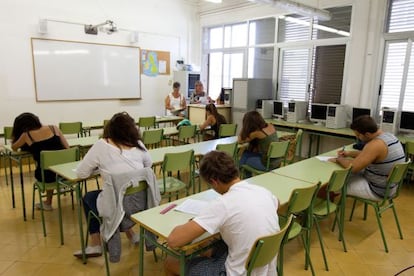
[[174, 199, 210, 215], [316, 156, 335, 162]]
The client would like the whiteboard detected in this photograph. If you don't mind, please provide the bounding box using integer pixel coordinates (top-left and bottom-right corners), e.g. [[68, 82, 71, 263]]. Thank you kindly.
[[31, 38, 141, 101]]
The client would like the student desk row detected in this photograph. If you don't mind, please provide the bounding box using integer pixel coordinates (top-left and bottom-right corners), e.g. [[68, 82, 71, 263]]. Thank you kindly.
[[131, 172, 313, 276]]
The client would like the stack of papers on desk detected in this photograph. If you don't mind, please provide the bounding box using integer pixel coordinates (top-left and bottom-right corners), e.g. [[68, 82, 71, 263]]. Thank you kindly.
[[175, 199, 210, 216], [316, 156, 334, 162]]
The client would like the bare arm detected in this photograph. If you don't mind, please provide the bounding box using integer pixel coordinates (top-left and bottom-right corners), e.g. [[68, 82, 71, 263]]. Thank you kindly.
[[165, 95, 172, 110], [336, 139, 385, 173], [54, 126, 70, 149], [167, 220, 206, 248], [199, 115, 215, 131], [11, 133, 28, 151]]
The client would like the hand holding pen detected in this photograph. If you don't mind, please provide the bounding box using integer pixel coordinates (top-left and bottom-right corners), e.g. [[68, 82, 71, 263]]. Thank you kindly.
[[337, 145, 346, 158]]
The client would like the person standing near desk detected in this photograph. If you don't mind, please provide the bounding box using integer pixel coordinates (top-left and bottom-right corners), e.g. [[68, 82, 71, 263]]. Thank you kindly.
[[331, 115, 405, 200], [190, 80, 211, 104], [11, 112, 69, 211], [164, 151, 279, 276], [165, 81, 186, 117]]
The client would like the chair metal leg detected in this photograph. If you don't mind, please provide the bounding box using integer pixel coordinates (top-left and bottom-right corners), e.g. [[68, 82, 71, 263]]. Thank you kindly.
[[349, 199, 357, 221], [390, 203, 404, 239], [363, 203, 368, 220], [373, 205, 389, 253], [314, 218, 329, 271], [38, 189, 47, 237]]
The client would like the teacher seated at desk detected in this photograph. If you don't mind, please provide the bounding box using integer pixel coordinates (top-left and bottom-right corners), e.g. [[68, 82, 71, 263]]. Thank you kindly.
[[190, 80, 212, 104], [330, 115, 405, 200], [164, 150, 280, 276], [165, 81, 186, 117]]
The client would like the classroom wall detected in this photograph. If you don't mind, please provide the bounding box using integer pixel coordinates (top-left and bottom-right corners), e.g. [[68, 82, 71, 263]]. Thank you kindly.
[[0, 0, 199, 128], [199, 0, 387, 110]]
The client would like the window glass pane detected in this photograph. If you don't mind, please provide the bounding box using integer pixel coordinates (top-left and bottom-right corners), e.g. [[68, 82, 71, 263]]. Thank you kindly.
[[209, 27, 223, 49], [278, 15, 310, 42], [248, 47, 274, 78], [249, 18, 276, 45], [402, 45, 414, 111], [208, 52, 223, 99], [387, 0, 414, 33], [279, 48, 310, 102], [223, 53, 243, 86], [380, 41, 407, 110], [224, 26, 231, 48], [312, 6, 351, 39], [231, 23, 248, 47]]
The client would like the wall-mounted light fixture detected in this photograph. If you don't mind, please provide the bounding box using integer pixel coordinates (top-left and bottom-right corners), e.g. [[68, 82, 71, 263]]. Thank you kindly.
[[248, 0, 331, 21]]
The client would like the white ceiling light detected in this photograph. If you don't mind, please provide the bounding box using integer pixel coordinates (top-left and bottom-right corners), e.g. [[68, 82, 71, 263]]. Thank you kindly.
[[249, 0, 331, 21], [204, 0, 222, 3]]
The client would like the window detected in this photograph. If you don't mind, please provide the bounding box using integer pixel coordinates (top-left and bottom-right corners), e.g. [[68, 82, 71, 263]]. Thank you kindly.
[[204, 18, 274, 100], [277, 6, 351, 106], [379, 0, 414, 112]]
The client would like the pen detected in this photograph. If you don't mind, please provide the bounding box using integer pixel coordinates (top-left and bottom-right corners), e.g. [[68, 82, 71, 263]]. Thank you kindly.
[[160, 203, 177, 214], [342, 145, 346, 152]]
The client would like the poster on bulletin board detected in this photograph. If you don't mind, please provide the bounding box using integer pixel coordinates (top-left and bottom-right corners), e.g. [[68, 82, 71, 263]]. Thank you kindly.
[[141, 49, 170, 77]]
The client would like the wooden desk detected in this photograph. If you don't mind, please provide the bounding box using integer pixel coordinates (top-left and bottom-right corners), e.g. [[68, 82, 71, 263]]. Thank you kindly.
[[187, 104, 231, 125], [131, 172, 310, 276]]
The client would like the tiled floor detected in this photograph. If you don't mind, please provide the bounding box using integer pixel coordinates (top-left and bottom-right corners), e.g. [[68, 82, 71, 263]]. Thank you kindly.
[[0, 165, 413, 276]]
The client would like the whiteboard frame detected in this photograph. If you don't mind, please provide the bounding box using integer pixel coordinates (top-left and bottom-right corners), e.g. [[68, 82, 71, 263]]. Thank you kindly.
[[31, 38, 142, 102]]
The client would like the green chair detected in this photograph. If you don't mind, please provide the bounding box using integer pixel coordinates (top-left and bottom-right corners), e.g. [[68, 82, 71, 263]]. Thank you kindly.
[[32, 147, 79, 244], [285, 129, 304, 165], [3, 126, 33, 185], [138, 116, 156, 130], [157, 150, 195, 201], [59, 122, 83, 137], [218, 123, 237, 138], [312, 167, 352, 271], [404, 141, 414, 185], [241, 140, 290, 178], [216, 142, 238, 164], [245, 215, 293, 276], [176, 125, 197, 145], [348, 161, 410, 253], [85, 171, 158, 276], [142, 128, 164, 149], [278, 182, 320, 276]]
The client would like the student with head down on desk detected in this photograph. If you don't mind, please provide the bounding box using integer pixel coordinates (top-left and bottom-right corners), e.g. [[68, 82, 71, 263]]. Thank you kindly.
[[164, 150, 280, 276]]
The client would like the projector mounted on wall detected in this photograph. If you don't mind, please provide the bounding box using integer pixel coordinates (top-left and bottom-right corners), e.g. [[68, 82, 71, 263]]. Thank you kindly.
[[84, 20, 117, 35]]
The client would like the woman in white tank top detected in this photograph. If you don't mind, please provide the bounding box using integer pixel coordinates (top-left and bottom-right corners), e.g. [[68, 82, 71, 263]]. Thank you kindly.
[[165, 81, 186, 116]]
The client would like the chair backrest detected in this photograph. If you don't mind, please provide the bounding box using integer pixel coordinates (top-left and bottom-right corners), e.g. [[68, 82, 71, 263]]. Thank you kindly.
[[142, 128, 164, 149], [405, 141, 414, 162], [294, 129, 303, 158], [287, 182, 321, 214], [219, 123, 237, 138], [4, 126, 13, 145], [163, 149, 194, 173], [327, 166, 352, 194], [245, 215, 293, 276], [178, 125, 197, 143], [103, 119, 110, 128], [216, 142, 238, 161], [138, 116, 156, 129], [40, 147, 79, 182], [265, 140, 290, 170], [59, 122, 83, 137], [385, 161, 410, 199]]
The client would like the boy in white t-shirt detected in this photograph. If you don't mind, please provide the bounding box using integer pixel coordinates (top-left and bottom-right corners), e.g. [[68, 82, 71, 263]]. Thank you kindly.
[[164, 151, 280, 276]]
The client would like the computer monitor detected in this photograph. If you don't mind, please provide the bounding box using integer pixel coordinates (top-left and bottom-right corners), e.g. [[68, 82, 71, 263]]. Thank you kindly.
[[352, 107, 371, 122], [310, 103, 328, 124], [399, 111, 414, 134], [272, 100, 284, 119]]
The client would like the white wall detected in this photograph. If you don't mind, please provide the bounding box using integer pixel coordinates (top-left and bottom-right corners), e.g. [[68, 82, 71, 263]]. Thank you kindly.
[[0, 0, 199, 127], [199, 0, 387, 110]]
